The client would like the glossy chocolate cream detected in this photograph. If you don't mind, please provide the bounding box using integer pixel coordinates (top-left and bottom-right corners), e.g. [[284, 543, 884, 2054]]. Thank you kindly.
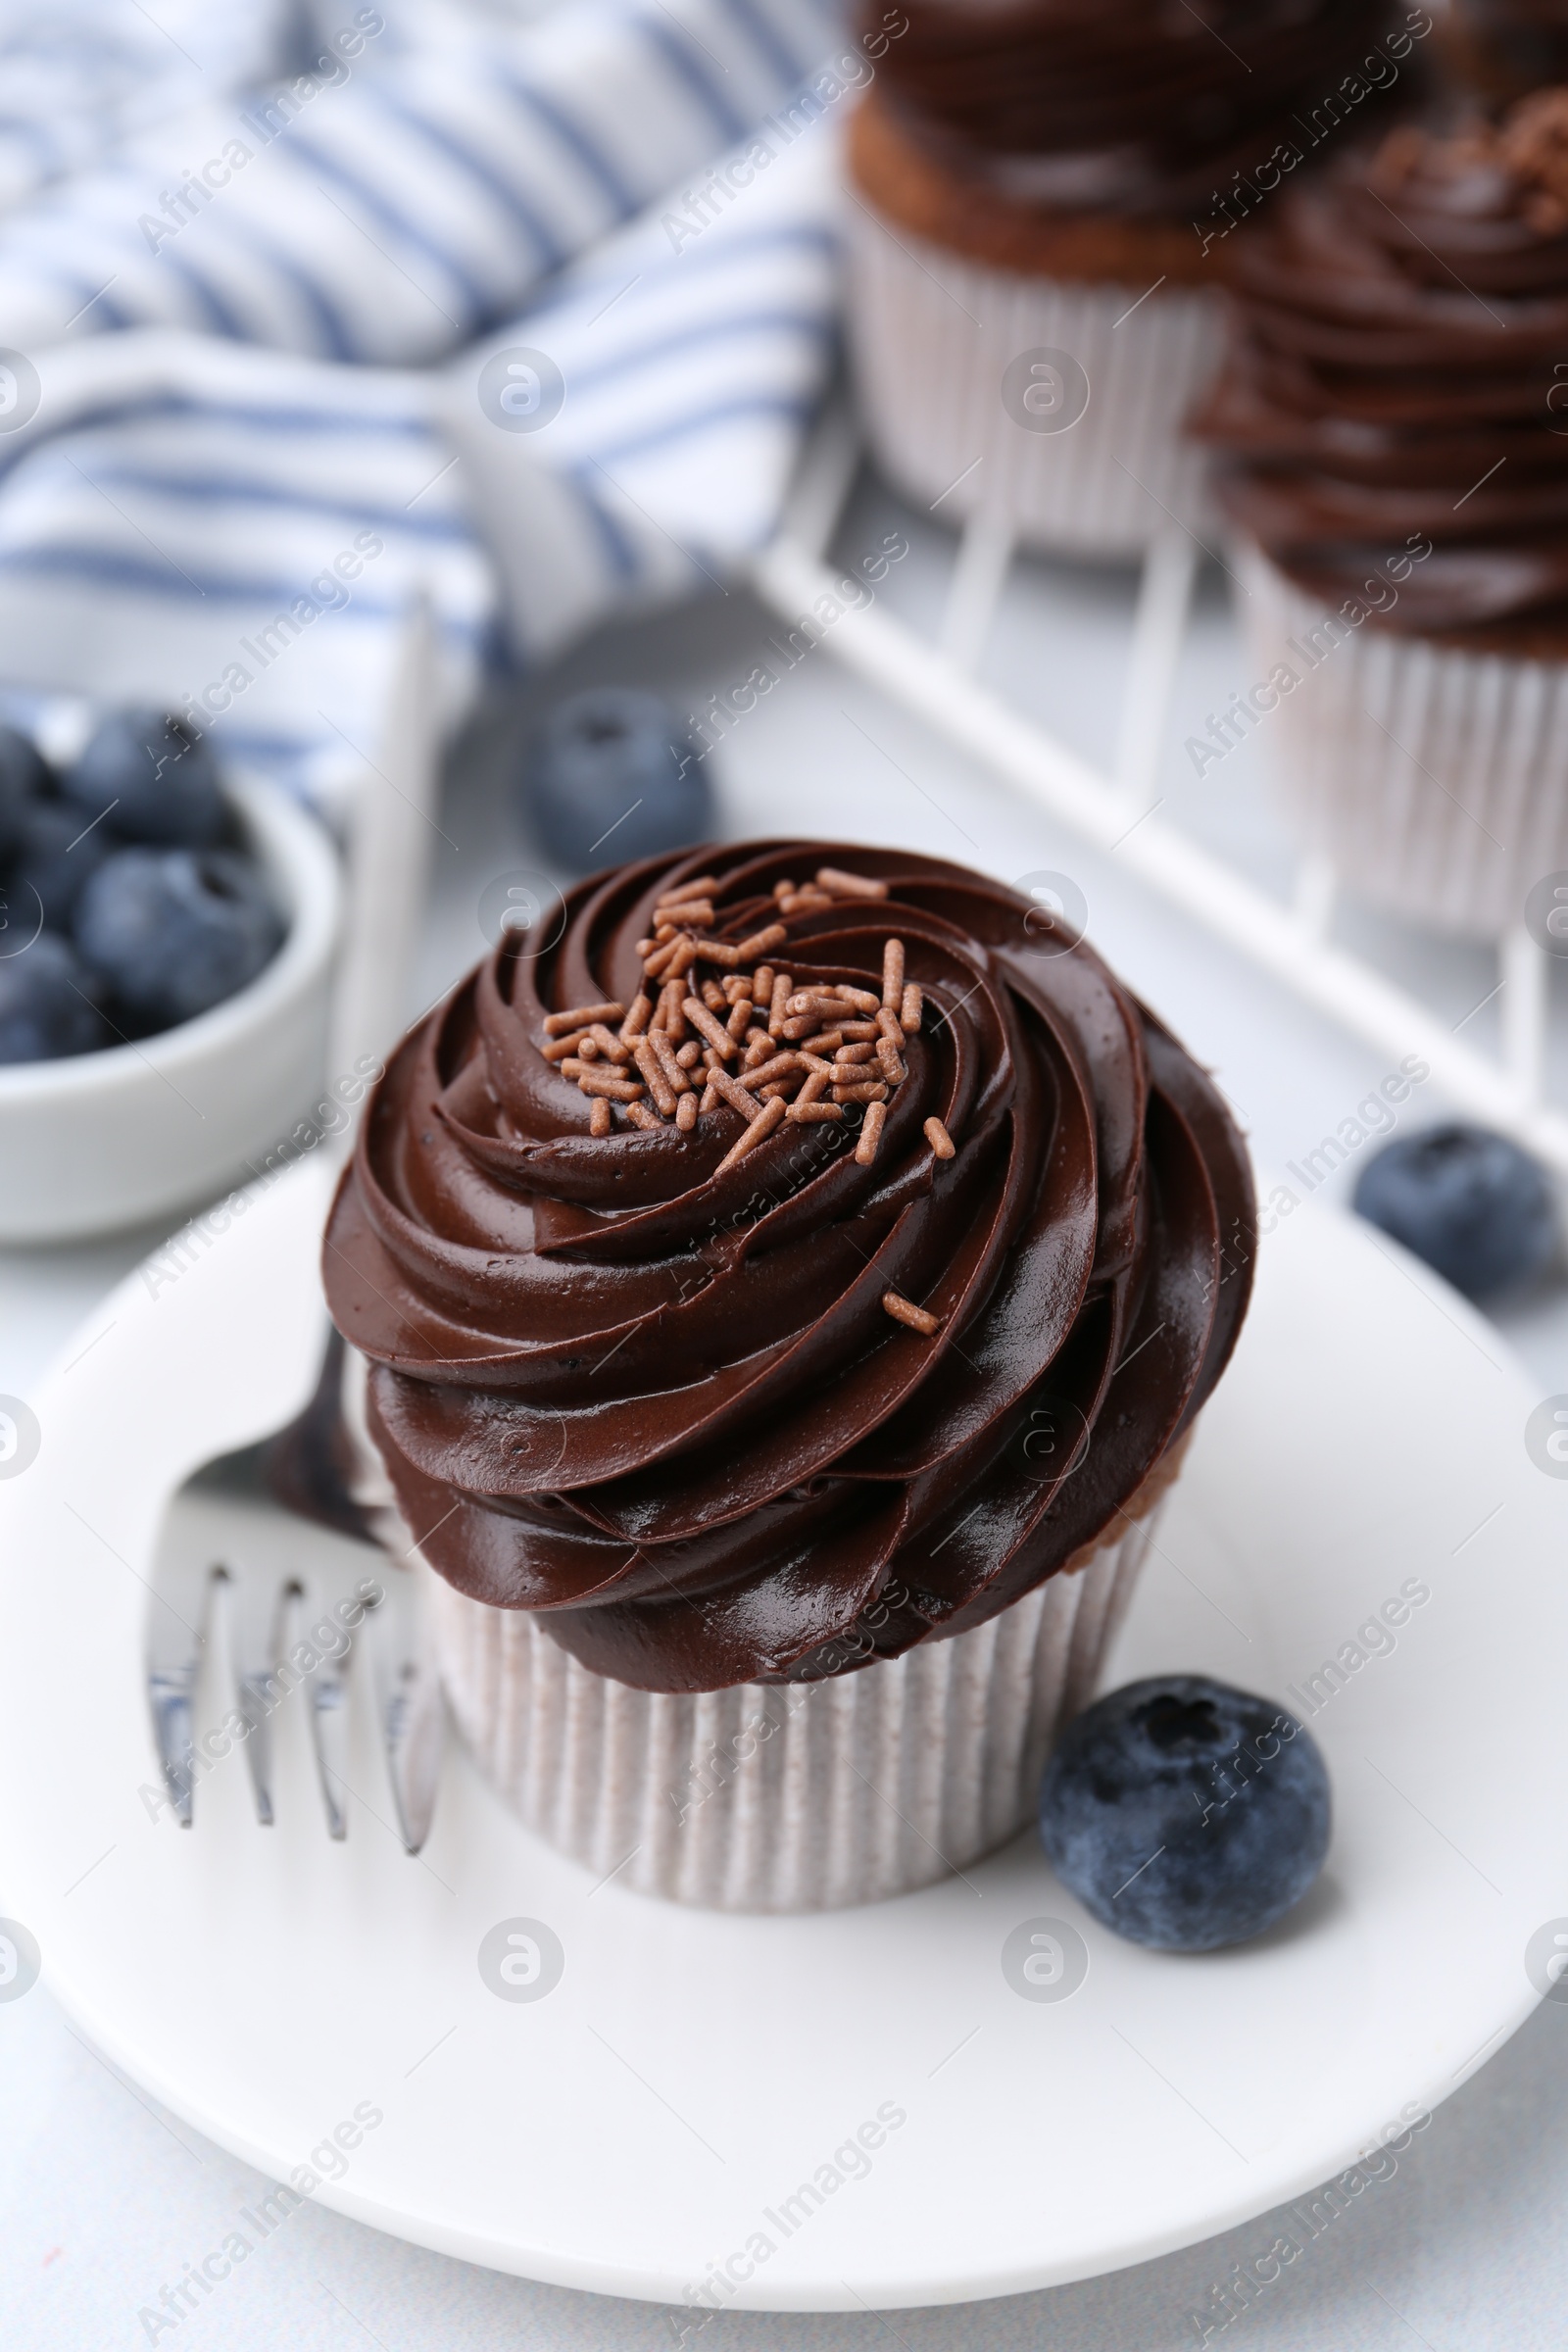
[[323, 846, 1254, 1693], [863, 0, 1412, 215], [1197, 94, 1568, 636]]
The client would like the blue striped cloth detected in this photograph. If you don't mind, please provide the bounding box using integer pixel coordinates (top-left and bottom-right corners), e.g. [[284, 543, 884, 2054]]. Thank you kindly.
[[0, 0, 850, 812], [0, 332, 491, 812], [0, 0, 295, 215]]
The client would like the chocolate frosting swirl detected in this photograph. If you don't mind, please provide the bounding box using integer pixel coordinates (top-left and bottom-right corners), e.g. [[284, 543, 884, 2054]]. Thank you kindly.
[[1197, 96, 1568, 635], [866, 0, 1410, 215], [323, 844, 1254, 1693]]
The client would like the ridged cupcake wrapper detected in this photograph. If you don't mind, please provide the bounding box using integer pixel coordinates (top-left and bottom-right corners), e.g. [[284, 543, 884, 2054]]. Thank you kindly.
[[427, 1511, 1158, 1914], [1237, 544, 1568, 938], [844, 199, 1224, 559]]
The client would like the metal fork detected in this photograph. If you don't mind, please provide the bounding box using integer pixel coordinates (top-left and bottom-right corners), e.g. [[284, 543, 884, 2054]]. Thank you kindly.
[[147, 1330, 445, 1852]]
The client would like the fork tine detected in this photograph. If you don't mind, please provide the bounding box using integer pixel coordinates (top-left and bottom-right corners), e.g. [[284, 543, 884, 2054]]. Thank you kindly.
[[146, 1563, 220, 1828], [277, 1583, 352, 1840], [369, 1578, 444, 1855], [232, 1579, 294, 1829], [147, 1660, 198, 1828]]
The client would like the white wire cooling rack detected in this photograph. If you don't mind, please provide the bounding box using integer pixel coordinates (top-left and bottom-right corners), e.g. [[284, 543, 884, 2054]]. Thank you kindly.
[[749, 408, 1568, 1180]]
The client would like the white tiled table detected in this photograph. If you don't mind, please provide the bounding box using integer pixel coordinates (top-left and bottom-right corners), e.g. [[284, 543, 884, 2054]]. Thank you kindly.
[[5, 494, 1568, 2348]]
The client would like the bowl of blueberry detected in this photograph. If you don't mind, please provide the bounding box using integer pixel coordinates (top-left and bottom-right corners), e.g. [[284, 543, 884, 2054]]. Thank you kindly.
[[0, 708, 339, 1242]]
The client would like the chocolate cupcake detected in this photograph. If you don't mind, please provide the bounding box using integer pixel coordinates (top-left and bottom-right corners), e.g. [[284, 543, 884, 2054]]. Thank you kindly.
[[324, 844, 1253, 1911], [845, 0, 1420, 558], [1196, 96, 1568, 934]]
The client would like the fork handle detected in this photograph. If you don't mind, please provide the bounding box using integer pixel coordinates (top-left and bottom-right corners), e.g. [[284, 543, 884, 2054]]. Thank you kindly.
[[259, 1327, 383, 1547]]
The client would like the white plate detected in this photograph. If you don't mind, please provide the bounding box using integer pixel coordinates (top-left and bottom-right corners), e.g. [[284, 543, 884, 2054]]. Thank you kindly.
[[0, 1157, 1562, 2311]]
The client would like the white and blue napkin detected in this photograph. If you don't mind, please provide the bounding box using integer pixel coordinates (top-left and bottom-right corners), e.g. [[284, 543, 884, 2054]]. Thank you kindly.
[[0, 0, 858, 810]]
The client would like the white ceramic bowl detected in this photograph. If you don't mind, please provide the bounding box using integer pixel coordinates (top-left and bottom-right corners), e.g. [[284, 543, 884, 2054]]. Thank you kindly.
[[0, 776, 339, 1242]]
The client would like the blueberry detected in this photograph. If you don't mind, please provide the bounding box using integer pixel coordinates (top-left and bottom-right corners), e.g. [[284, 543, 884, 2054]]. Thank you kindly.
[[74, 848, 282, 1028], [520, 687, 713, 872], [0, 723, 49, 858], [0, 932, 112, 1062], [1039, 1674, 1331, 1952], [62, 709, 225, 849], [1353, 1123, 1557, 1298], [7, 796, 113, 931]]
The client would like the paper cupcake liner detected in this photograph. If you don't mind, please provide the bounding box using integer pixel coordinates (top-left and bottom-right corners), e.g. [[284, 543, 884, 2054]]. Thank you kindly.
[[428, 1508, 1161, 1914], [844, 199, 1224, 559], [1237, 544, 1568, 937]]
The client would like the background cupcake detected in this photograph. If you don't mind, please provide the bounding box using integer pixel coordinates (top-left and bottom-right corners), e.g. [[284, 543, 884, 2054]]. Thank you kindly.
[[844, 0, 1420, 559], [1197, 95, 1568, 935], [323, 843, 1255, 1912]]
